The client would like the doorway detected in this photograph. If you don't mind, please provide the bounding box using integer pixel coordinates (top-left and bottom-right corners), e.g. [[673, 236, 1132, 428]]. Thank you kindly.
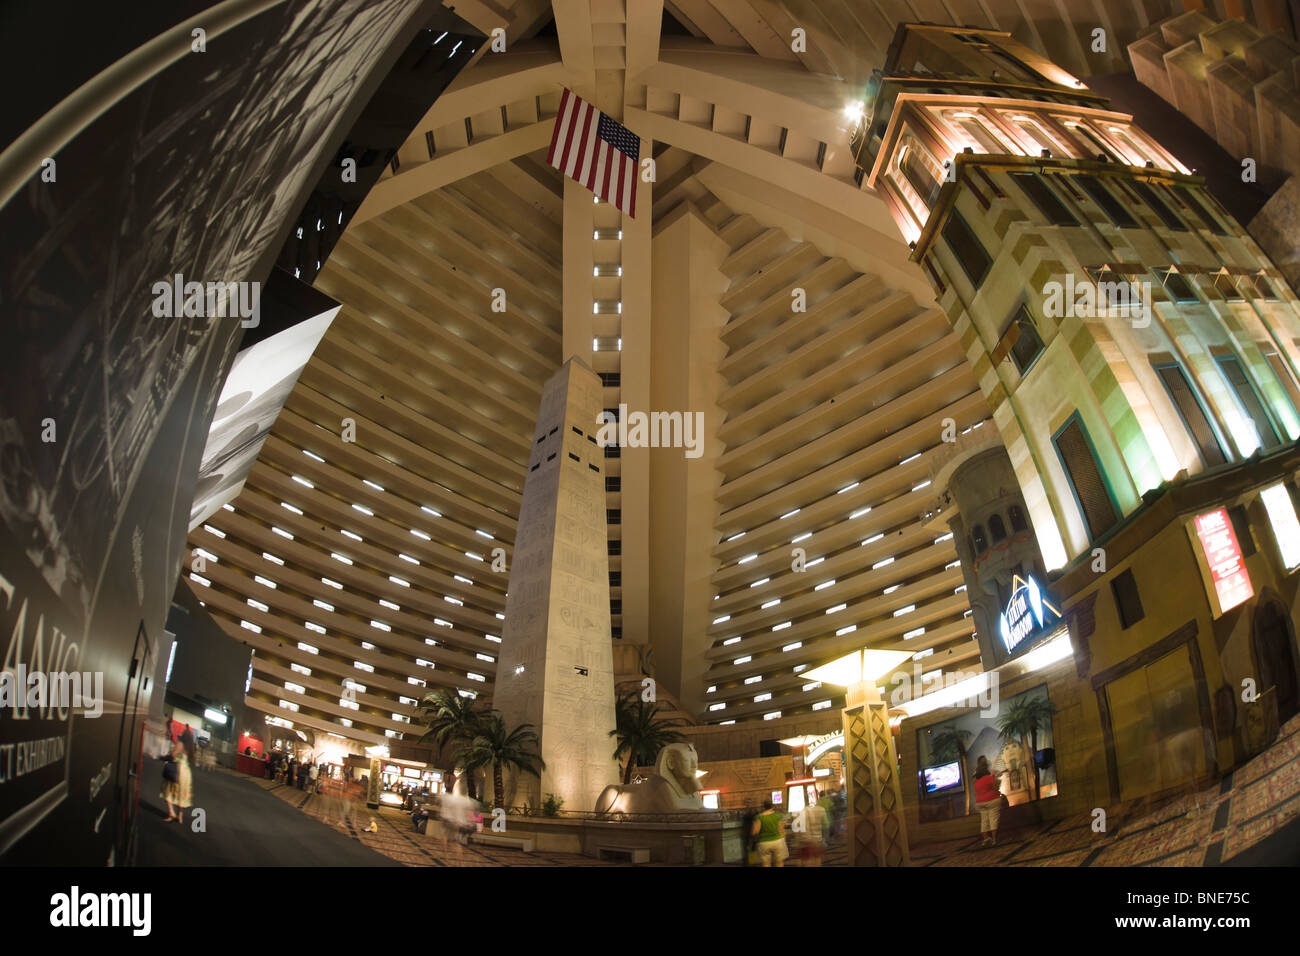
[[1253, 599, 1299, 724]]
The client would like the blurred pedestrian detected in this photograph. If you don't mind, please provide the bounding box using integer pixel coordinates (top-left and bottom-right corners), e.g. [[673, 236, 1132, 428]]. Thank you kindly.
[[752, 799, 788, 867], [973, 756, 1008, 847], [161, 728, 196, 826]]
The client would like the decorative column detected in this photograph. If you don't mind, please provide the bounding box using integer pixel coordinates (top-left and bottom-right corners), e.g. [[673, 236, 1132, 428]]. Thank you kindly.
[[842, 680, 911, 867]]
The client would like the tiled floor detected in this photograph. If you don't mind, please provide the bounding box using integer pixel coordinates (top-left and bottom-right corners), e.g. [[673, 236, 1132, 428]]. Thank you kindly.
[[241, 714, 1299, 867]]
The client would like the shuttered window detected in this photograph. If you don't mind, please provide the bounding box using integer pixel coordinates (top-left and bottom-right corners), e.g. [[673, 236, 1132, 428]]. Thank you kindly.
[[1262, 347, 1300, 418], [1153, 362, 1226, 467], [1054, 416, 1119, 539], [1216, 354, 1280, 449], [942, 211, 991, 289]]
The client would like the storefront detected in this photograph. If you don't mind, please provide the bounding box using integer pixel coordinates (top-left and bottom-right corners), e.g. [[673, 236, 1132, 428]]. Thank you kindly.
[[374, 758, 443, 805]]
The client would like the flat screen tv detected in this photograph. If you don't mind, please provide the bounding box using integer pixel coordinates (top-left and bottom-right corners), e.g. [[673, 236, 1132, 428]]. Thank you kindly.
[[922, 761, 962, 794]]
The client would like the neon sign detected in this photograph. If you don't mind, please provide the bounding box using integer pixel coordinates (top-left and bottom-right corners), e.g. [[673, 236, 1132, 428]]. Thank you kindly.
[[999, 574, 1060, 655]]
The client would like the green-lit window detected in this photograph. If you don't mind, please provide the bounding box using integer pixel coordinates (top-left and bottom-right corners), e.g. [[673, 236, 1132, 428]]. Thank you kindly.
[[1216, 354, 1281, 449], [1153, 361, 1227, 467], [1053, 414, 1120, 540]]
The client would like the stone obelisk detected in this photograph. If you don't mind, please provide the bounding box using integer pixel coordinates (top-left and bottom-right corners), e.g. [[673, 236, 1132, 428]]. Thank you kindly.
[[495, 357, 619, 810]]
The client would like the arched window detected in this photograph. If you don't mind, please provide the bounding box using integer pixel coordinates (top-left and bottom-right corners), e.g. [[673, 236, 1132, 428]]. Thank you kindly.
[[972, 524, 988, 554], [1009, 505, 1029, 533], [989, 514, 1007, 542]]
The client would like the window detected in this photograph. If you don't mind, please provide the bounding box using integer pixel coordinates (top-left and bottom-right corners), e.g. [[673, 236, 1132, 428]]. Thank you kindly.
[[610, 600, 622, 616], [1227, 504, 1257, 558], [1217, 354, 1281, 449], [1009, 505, 1029, 533], [941, 211, 991, 289], [972, 524, 988, 554], [1159, 270, 1199, 304], [1153, 362, 1227, 467], [608, 538, 621, 556], [1054, 414, 1120, 539], [604, 444, 621, 459], [1005, 306, 1045, 375], [606, 509, 621, 525], [1261, 347, 1300, 417], [1111, 569, 1144, 629], [1071, 125, 1119, 162], [1214, 272, 1244, 301], [1176, 187, 1227, 235], [1130, 181, 1186, 231], [899, 143, 942, 206], [1010, 172, 1076, 226], [1076, 175, 1137, 227], [609, 572, 621, 588], [989, 514, 1007, 542], [600, 372, 620, 388], [605, 476, 621, 492]]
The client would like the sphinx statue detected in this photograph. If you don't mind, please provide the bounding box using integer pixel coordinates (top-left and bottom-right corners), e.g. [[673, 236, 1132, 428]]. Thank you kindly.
[[594, 742, 705, 813]]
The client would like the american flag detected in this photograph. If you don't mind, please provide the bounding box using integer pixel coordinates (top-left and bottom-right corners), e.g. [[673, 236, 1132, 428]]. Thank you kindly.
[[547, 89, 640, 217]]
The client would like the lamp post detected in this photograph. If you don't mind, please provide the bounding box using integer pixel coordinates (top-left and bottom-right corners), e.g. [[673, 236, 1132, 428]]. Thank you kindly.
[[803, 648, 913, 867]]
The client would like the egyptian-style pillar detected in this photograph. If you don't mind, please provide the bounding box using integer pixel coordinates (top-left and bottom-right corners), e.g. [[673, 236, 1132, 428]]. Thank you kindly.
[[842, 682, 910, 866], [495, 357, 620, 810]]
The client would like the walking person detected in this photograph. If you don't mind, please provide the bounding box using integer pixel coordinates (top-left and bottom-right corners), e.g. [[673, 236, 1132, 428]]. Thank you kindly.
[[752, 799, 789, 867], [161, 728, 196, 826], [973, 756, 1008, 847], [740, 802, 759, 866], [795, 798, 828, 866]]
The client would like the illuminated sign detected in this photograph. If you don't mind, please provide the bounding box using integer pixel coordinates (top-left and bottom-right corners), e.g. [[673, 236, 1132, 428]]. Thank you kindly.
[[1192, 508, 1253, 615], [1260, 484, 1300, 570], [998, 574, 1060, 655], [805, 731, 844, 764]]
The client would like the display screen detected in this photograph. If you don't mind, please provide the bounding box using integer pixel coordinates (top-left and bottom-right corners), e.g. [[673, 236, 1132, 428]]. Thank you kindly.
[[922, 761, 962, 793]]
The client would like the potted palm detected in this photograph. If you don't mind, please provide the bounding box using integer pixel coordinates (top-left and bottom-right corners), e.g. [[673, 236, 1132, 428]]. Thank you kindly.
[[454, 712, 546, 810], [416, 689, 485, 800], [928, 724, 973, 814], [996, 695, 1057, 801], [609, 691, 686, 783]]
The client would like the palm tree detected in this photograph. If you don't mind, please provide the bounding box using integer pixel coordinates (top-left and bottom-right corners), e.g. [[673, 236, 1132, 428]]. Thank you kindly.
[[609, 691, 686, 784], [996, 695, 1057, 800], [455, 712, 546, 809], [416, 689, 484, 800], [929, 724, 973, 814]]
